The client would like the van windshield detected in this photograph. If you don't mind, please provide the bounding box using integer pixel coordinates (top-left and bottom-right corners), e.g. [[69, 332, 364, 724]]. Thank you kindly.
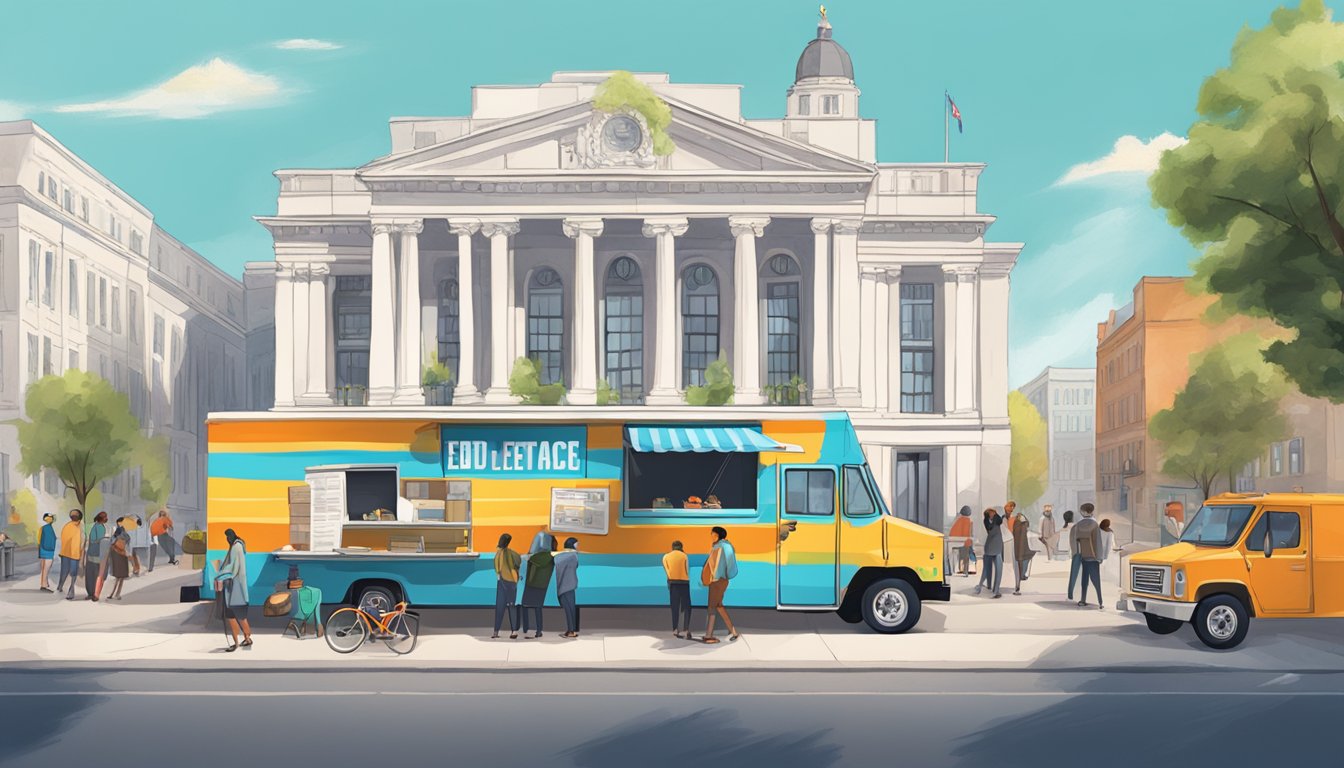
[[1179, 504, 1255, 547]]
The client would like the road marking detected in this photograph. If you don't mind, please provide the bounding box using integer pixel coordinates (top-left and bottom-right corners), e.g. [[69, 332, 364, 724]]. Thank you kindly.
[[2, 690, 1342, 698]]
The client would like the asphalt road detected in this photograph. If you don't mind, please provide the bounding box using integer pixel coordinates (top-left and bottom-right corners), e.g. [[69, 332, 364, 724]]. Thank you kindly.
[[2, 669, 1341, 767]]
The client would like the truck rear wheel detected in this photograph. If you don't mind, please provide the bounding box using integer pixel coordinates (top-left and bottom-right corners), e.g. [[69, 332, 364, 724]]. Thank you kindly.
[[1143, 613, 1184, 635], [1193, 595, 1249, 649], [860, 578, 920, 634]]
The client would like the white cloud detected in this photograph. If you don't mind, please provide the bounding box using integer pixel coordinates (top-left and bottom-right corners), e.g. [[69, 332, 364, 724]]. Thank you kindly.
[[0, 100, 28, 120], [1057, 132, 1187, 185], [55, 58, 284, 119], [274, 38, 342, 51], [1012, 293, 1117, 390]]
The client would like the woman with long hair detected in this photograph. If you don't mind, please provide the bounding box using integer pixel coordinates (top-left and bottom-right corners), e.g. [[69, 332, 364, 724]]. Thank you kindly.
[[216, 528, 252, 651], [492, 533, 521, 639], [105, 517, 131, 600], [84, 512, 109, 601]]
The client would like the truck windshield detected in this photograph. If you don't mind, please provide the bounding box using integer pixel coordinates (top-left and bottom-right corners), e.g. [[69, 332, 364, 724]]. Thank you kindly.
[[1179, 504, 1255, 547]]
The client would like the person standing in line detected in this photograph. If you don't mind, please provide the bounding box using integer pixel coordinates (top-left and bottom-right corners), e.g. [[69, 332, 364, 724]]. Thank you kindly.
[[150, 510, 178, 569], [554, 538, 581, 638], [1039, 505, 1059, 561], [105, 518, 131, 601], [57, 510, 84, 600], [520, 532, 556, 639], [84, 512, 109, 601], [1008, 503, 1033, 595], [215, 528, 252, 651], [949, 507, 975, 576], [974, 508, 1005, 598], [663, 540, 692, 638], [1072, 503, 1102, 607], [1095, 518, 1116, 611], [702, 526, 740, 643], [129, 516, 151, 576], [492, 533, 521, 640], [38, 513, 57, 592]]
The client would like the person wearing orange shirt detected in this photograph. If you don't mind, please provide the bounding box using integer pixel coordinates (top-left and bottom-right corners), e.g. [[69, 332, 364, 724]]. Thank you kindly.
[[149, 510, 178, 569], [663, 540, 692, 639], [56, 509, 84, 600], [949, 506, 975, 576]]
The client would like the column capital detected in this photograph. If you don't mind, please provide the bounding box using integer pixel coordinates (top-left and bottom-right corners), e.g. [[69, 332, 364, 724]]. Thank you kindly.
[[884, 265, 903, 281], [728, 215, 770, 238], [275, 263, 298, 279], [395, 220, 424, 235], [371, 220, 397, 236], [979, 262, 1013, 278], [308, 263, 331, 278], [641, 217, 689, 238], [480, 219, 521, 238], [943, 265, 979, 283], [832, 217, 862, 235], [809, 217, 836, 235], [860, 265, 888, 280], [562, 217, 605, 239], [447, 218, 481, 237]]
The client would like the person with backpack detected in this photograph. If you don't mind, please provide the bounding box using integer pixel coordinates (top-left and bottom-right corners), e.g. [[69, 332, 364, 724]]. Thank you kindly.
[[701, 526, 740, 643], [520, 532, 556, 639], [1072, 503, 1103, 608], [554, 538, 581, 638]]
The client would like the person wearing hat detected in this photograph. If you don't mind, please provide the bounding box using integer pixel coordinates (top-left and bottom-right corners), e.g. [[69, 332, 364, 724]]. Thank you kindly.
[[554, 537, 581, 638], [38, 513, 57, 592]]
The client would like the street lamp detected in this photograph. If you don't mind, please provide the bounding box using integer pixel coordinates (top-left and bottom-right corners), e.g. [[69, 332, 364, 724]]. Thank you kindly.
[[1114, 459, 1143, 610]]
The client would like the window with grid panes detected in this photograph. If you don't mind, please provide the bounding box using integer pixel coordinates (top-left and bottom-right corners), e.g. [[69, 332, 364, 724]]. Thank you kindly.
[[527, 268, 565, 385], [603, 256, 644, 402], [899, 283, 935, 412], [334, 275, 372, 389], [436, 278, 460, 375], [764, 254, 802, 394], [681, 265, 720, 387]]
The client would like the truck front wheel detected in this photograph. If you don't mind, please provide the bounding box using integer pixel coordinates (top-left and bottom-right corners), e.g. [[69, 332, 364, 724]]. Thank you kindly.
[[860, 578, 921, 634], [1143, 612, 1184, 635], [1193, 595, 1249, 650]]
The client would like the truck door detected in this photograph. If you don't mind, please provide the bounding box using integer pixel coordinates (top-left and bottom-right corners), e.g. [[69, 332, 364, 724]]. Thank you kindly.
[[1244, 506, 1311, 613], [777, 465, 839, 607]]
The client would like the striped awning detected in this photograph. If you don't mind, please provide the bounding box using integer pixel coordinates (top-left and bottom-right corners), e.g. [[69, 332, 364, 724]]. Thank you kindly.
[[626, 425, 801, 454]]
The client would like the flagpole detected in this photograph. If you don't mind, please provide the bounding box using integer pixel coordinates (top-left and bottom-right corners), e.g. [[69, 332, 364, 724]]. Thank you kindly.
[[943, 91, 949, 163]]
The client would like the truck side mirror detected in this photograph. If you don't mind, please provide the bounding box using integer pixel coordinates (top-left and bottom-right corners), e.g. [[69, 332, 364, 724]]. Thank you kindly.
[[1263, 526, 1274, 559]]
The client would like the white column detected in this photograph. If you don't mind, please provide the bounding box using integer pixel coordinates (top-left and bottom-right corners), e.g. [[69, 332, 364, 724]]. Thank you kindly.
[[563, 217, 604, 405], [809, 218, 834, 405], [955, 266, 979, 413], [273, 265, 296, 407], [978, 265, 1010, 418], [448, 219, 482, 404], [642, 217, 689, 405], [859, 266, 880, 409], [875, 267, 893, 412], [292, 265, 311, 400], [887, 266, 904, 413], [482, 219, 520, 404], [729, 216, 770, 405], [832, 218, 862, 406], [940, 266, 958, 414], [394, 220, 425, 405], [368, 222, 397, 405], [298, 263, 331, 404]]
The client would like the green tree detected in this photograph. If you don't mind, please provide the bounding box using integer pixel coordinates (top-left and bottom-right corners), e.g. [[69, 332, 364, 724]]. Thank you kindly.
[[137, 434, 173, 510], [1149, 336, 1289, 501], [1007, 391, 1048, 509], [1150, 0, 1344, 400], [593, 71, 676, 156], [11, 371, 144, 511], [508, 357, 567, 405]]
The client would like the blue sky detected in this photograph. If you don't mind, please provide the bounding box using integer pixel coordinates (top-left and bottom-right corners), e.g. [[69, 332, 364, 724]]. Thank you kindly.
[[0, 0, 1313, 386]]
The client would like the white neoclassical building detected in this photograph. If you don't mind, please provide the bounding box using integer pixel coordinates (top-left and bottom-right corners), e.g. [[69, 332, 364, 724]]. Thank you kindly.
[[254, 15, 1021, 532], [0, 120, 246, 532]]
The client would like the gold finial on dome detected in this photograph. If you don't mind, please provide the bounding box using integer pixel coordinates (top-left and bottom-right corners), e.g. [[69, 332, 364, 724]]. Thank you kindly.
[[819, 4, 828, 22]]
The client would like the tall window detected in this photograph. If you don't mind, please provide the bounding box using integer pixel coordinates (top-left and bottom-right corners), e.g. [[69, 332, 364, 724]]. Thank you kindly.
[[128, 289, 139, 342], [822, 94, 840, 114], [526, 267, 565, 386], [98, 277, 107, 327], [603, 256, 644, 402], [1289, 437, 1304, 476], [67, 259, 78, 317], [69, 349, 79, 371], [436, 278, 460, 374], [42, 250, 54, 307], [764, 254, 802, 394], [86, 273, 95, 325], [334, 275, 371, 389], [899, 283, 935, 413], [42, 336, 53, 376], [1271, 443, 1284, 476], [26, 334, 38, 384], [798, 94, 811, 116], [894, 452, 931, 526], [152, 315, 165, 357], [27, 241, 39, 304], [111, 286, 122, 333], [681, 264, 720, 387]]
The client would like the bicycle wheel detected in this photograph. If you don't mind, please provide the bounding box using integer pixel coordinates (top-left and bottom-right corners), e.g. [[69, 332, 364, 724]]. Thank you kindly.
[[325, 608, 368, 654], [383, 612, 419, 655]]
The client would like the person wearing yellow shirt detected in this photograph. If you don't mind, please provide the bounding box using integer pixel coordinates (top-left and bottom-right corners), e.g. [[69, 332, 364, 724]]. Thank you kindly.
[[492, 533, 521, 640], [56, 509, 84, 601], [663, 540, 692, 639]]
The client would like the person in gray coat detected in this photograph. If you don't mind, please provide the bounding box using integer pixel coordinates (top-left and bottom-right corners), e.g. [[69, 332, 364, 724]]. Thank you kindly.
[[974, 507, 1005, 598], [554, 538, 580, 638], [1072, 503, 1103, 607], [215, 528, 252, 652]]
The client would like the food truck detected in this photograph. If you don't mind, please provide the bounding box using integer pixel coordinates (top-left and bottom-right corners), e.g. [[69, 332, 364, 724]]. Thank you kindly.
[[201, 409, 950, 633]]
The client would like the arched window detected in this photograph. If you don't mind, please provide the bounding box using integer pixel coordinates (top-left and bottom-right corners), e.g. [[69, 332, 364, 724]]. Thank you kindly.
[[603, 256, 643, 402], [681, 264, 720, 387], [527, 267, 565, 385], [436, 278, 460, 374], [763, 253, 802, 397]]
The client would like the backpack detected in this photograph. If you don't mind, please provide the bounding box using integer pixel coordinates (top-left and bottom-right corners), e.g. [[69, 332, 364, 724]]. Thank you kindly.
[[1077, 527, 1099, 560]]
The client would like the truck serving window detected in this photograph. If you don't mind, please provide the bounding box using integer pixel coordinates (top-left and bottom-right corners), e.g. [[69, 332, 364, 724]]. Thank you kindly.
[[625, 450, 757, 511], [345, 469, 398, 521]]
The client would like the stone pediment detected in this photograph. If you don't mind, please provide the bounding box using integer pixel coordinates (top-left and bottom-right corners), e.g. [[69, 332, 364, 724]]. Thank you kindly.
[[358, 97, 875, 180]]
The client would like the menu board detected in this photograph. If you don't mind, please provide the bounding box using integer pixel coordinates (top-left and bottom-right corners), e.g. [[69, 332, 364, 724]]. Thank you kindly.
[[550, 487, 609, 535], [306, 470, 347, 552]]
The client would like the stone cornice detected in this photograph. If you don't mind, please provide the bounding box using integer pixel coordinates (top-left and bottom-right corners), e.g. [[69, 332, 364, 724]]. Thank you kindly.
[[862, 220, 987, 236], [363, 179, 872, 196]]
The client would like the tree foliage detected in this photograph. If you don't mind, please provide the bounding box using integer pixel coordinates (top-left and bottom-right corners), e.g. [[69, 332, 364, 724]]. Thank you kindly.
[[1149, 336, 1289, 500], [11, 371, 145, 511], [593, 70, 676, 156], [508, 357, 567, 405], [1151, 0, 1344, 400], [684, 354, 735, 407], [137, 434, 173, 508], [1008, 391, 1048, 509]]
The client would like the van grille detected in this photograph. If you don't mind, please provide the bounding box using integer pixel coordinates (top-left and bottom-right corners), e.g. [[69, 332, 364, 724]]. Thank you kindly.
[[1131, 565, 1168, 596]]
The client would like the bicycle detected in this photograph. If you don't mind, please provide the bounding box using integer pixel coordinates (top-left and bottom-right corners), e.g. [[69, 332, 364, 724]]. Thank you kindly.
[[324, 599, 419, 655]]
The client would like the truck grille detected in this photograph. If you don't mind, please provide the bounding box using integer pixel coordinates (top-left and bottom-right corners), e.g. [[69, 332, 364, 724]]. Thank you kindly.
[[1131, 565, 1168, 596]]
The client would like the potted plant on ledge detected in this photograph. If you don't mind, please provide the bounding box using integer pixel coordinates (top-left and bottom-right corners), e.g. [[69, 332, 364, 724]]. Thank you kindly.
[[422, 351, 455, 406]]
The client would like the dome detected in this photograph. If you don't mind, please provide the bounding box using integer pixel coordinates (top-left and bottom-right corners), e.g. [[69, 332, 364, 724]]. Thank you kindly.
[[795, 22, 854, 82]]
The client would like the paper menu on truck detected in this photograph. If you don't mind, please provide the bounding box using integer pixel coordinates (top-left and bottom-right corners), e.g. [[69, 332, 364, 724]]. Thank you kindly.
[[306, 470, 346, 552], [550, 487, 609, 535]]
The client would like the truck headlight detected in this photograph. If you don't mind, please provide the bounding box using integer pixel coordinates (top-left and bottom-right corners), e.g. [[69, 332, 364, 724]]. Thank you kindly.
[[1174, 569, 1186, 599]]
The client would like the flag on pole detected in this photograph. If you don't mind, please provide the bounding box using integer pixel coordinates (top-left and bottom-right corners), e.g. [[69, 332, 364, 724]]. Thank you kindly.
[[946, 93, 963, 133]]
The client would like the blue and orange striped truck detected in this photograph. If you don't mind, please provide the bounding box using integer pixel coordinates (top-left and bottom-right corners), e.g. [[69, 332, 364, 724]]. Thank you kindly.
[[201, 409, 950, 633]]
